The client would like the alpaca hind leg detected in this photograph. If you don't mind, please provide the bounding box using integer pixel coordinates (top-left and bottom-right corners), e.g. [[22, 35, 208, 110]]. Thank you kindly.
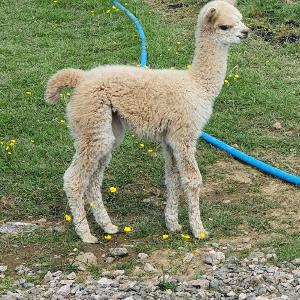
[[162, 142, 183, 232]]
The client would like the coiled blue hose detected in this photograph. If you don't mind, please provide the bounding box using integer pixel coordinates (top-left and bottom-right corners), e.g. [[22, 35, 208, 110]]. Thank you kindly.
[[111, 0, 300, 186]]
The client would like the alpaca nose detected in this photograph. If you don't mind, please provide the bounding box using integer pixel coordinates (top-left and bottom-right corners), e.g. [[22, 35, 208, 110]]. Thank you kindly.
[[241, 28, 250, 38]]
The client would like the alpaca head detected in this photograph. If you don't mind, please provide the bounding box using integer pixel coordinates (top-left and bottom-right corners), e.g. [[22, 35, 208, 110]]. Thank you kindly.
[[198, 0, 250, 45]]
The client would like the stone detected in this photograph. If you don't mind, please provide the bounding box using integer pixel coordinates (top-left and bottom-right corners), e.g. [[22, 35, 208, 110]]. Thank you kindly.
[[109, 247, 128, 257], [0, 222, 39, 234], [239, 293, 247, 300], [292, 258, 300, 266], [0, 265, 8, 273], [97, 277, 115, 288], [203, 250, 225, 265], [137, 253, 149, 260], [119, 281, 138, 291], [113, 270, 125, 276], [183, 252, 194, 263], [144, 263, 156, 272], [57, 284, 71, 296], [272, 121, 282, 130], [60, 279, 74, 285], [191, 279, 210, 289], [75, 252, 97, 267], [67, 272, 76, 280], [105, 257, 114, 263]]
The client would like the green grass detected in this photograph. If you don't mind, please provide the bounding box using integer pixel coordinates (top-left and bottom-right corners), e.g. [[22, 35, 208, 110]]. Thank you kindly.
[[0, 0, 299, 285]]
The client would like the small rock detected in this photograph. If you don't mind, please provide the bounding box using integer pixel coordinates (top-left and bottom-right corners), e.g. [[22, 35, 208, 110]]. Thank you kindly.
[[191, 279, 210, 289], [57, 284, 71, 296], [109, 247, 128, 257], [227, 291, 236, 297], [113, 270, 125, 276], [75, 252, 97, 267], [203, 250, 225, 265], [0, 222, 39, 234], [67, 272, 76, 280], [137, 253, 149, 260], [144, 263, 156, 273], [97, 277, 115, 288], [239, 293, 247, 300], [273, 121, 282, 130], [60, 279, 74, 285], [43, 271, 53, 283], [119, 281, 138, 291], [0, 265, 8, 273], [292, 258, 300, 266], [105, 257, 114, 263], [183, 252, 194, 263]]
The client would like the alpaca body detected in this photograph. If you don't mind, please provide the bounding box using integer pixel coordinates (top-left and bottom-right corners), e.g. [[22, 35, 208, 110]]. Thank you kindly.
[[45, 0, 249, 243], [69, 65, 213, 142]]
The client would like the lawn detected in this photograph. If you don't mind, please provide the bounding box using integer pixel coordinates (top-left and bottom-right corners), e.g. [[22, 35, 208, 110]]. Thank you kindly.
[[0, 0, 299, 291]]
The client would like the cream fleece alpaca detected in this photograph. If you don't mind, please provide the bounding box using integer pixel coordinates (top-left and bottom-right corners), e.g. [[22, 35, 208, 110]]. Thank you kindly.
[[45, 0, 249, 243]]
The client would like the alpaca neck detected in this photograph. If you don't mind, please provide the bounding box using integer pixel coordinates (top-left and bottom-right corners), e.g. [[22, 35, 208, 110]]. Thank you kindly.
[[190, 31, 229, 99]]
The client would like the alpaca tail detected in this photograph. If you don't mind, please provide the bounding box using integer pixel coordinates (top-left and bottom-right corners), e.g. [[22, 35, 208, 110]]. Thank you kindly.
[[45, 68, 85, 104]]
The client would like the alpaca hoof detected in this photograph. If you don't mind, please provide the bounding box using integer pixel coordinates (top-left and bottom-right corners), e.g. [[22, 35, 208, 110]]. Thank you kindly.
[[82, 235, 99, 244], [193, 229, 209, 239], [168, 223, 183, 232], [104, 224, 119, 234]]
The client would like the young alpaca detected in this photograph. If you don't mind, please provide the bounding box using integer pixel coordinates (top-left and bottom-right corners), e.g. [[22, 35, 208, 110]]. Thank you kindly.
[[46, 0, 249, 243]]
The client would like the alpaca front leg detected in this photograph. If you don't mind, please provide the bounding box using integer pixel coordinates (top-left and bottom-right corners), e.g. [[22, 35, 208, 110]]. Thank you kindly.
[[162, 143, 183, 232], [172, 144, 208, 238]]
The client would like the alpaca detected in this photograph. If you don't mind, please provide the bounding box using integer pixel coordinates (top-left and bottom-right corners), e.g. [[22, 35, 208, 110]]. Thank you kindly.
[[45, 0, 249, 243]]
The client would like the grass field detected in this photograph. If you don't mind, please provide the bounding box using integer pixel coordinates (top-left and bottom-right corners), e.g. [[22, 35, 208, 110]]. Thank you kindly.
[[0, 0, 300, 291]]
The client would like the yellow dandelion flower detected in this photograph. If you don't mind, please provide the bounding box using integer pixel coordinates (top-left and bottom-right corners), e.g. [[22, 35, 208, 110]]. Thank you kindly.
[[59, 119, 65, 124], [162, 234, 169, 240], [53, 0, 58, 3], [186, 64, 191, 69], [7, 152, 12, 155], [89, 201, 94, 208], [109, 186, 117, 193], [181, 233, 191, 240], [112, 5, 117, 9], [139, 143, 144, 148], [66, 92, 71, 96], [234, 74, 240, 79], [224, 79, 229, 84], [90, 10, 95, 16], [104, 234, 112, 240], [25, 91, 32, 96], [123, 226, 132, 233], [30, 140, 35, 143], [65, 214, 72, 222], [147, 149, 153, 153], [199, 232, 206, 239], [176, 41, 181, 45]]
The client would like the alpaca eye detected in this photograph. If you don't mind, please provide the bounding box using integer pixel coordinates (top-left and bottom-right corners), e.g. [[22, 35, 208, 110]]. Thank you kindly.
[[219, 25, 229, 30]]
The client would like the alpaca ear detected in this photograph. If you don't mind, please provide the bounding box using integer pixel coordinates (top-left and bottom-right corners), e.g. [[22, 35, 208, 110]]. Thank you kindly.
[[224, 0, 237, 6], [204, 7, 217, 24]]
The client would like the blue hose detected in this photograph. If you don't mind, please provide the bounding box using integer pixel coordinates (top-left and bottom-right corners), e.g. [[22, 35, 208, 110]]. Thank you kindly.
[[111, 0, 300, 186]]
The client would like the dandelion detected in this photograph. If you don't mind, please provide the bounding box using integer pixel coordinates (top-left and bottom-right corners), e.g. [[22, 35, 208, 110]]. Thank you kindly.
[[7, 152, 12, 155], [104, 234, 112, 240], [147, 149, 153, 153], [186, 64, 191, 69], [181, 233, 191, 240], [66, 92, 71, 96], [53, 0, 58, 3], [30, 140, 35, 143], [65, 214, 72, 222], [59, 119, 65, 124], [139, 143, 144, 148], [224, 79, 229, 84], [112, 5, 117, 9], [162, 234, 169, 240], [89, 201, 94, 208], [109, 186, 117, 193], [90, 10, 95, 16], [199, 232, 206, 239], [123, 226, 132, 233], [25, 91, 32, 96], [234, 74, 240, 79], [176, 41, 181, 45]]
